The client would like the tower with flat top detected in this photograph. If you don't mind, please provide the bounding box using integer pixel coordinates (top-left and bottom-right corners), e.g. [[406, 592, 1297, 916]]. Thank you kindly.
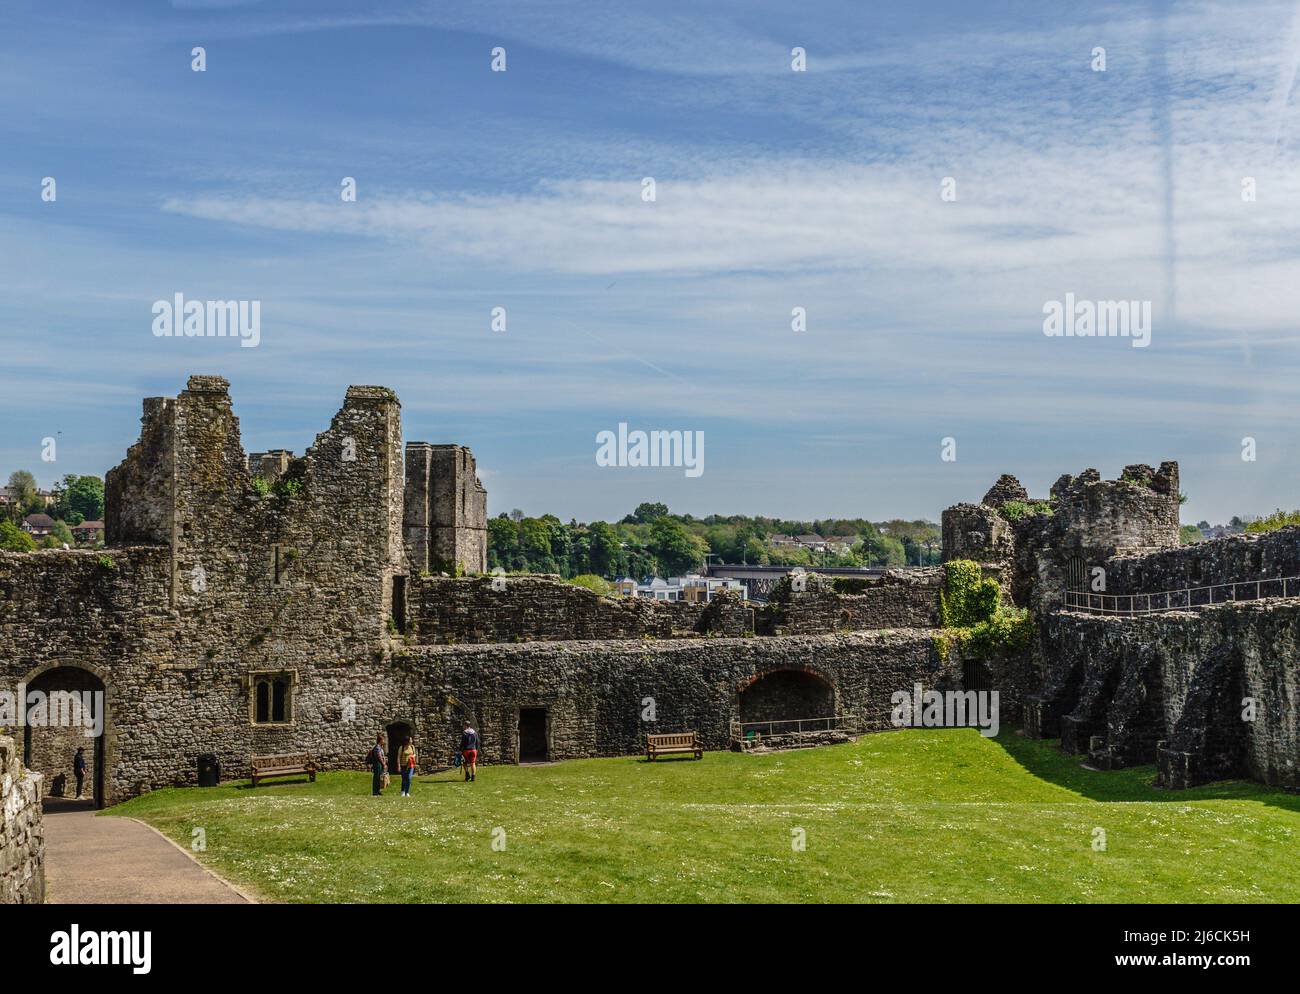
[[404, 442, 488, 575]]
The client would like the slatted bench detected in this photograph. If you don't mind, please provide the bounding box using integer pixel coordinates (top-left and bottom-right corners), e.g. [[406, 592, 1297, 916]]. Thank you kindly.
[[646, 732, 703, 761], [250, 752, 317, 787]]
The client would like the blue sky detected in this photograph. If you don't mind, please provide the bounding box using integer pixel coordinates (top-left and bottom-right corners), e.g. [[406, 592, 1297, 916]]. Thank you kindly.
[[3, 0, 1300, 524]]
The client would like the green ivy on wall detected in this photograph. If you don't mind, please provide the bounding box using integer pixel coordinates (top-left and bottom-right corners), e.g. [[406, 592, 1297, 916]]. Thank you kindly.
[[933, 559, 1035, 660]]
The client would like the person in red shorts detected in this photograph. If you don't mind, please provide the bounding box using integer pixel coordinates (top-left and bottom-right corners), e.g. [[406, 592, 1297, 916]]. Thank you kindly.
[[459, 720, 479, 782]]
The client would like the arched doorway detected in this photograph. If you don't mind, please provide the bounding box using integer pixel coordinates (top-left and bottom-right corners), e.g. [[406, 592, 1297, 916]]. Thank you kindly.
[[739, 669, 836, 725], [386, 720, 413, 776], [22, 665, 107, 809]]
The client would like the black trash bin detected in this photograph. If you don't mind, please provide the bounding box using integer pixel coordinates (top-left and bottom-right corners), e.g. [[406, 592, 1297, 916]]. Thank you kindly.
[[197, 753, 221, 787]]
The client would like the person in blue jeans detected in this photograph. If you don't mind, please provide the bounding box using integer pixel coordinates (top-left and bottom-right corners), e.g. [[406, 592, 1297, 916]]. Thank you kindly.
[[398, 736, 417, 797], [368, 733, 387, 796]]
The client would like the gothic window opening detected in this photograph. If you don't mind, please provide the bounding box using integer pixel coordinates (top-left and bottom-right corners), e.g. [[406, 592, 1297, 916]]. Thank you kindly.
[[251, 672, 294, 725]]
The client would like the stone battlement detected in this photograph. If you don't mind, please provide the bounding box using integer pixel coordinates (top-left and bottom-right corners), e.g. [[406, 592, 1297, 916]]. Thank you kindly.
[[949, 464, 1300, 791]]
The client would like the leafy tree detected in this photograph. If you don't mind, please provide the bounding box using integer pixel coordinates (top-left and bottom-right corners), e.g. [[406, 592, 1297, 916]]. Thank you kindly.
[[518, 518, 552, 560], [53, 474, 104, 522], [51, 520, 75, 546], [623, 502, 669, 525], [587, 521, 621, 577], [647, 517, 707, 575], [0, 520, 36, 552], [1244, 510, 1300, 534], [856, 527, 905, 567], [567, 574, 613, 595], [486, 516, 519, 571], [6, 470, 39, 519]]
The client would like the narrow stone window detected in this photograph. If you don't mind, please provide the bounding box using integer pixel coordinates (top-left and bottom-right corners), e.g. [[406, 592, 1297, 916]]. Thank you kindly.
[[391, 575, 408, 634], [272, 678, 289, 722], [255, 680, 270, 723]]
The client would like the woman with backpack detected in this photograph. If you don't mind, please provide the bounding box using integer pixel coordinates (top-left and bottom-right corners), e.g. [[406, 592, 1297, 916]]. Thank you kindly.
[[368, 732, 387, 796], [398, 736, 417, 796], [459, 720, 479, 782]]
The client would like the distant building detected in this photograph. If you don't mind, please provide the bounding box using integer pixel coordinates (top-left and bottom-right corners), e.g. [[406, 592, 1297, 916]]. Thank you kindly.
[[248, 449, 295, 484], [22, 513, 55, 537], [623, 574, 747, 602], [0, 487, 54, 509], [72, 520, 105, 545]]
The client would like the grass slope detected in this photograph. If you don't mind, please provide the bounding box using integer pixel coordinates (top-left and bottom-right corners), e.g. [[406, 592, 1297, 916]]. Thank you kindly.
[[110, 730, 1300, 903]]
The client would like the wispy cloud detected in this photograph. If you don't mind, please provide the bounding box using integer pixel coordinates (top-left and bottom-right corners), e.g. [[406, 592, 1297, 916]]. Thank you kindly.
[[4, 0, 1300, 524]]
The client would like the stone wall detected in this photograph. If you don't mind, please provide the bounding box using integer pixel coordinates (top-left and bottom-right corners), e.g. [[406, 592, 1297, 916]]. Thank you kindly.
[[1029, 604, 1300, 789], [391, 630, 953, 763], [761, 569, 943, 634], [0, 736, 44, 904], [0, 542, 413, 802], [408, 574, 753, 643], [1101, 527, 1300, 598], [3, 375, 416, 804]]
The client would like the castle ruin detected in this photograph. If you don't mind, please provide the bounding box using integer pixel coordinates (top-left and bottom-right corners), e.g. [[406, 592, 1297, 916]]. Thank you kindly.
[[0, 376, 1295, 829]]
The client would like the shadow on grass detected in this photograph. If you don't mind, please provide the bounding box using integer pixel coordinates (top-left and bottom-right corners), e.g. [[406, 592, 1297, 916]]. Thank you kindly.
[[992, 728, 1300, 813], [641, 755, 704, 764], [234, 777, 316, 790]]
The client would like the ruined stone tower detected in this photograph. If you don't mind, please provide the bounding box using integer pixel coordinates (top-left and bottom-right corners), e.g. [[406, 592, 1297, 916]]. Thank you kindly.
[[403, 443, 488, 575]]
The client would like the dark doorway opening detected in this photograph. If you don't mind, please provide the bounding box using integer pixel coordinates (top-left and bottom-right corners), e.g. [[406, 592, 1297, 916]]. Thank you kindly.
[[23, 666, 106, 809], [386, 721, 412, 775], [963, 657, 993, 693], [739, 670, 835, 724], [518, 707, 548, 762]]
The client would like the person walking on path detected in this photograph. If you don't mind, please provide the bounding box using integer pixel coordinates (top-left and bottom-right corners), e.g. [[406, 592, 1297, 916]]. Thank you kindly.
[[398, 736, 417, 796], [459, 721, 479, 782], [368, 733, 387, 796], [73, 747, 87, 800]]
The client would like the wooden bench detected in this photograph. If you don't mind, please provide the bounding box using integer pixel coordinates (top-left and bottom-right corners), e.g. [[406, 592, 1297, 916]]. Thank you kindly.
[[646, 732, 702, 761], [250, 752, 317, 787]]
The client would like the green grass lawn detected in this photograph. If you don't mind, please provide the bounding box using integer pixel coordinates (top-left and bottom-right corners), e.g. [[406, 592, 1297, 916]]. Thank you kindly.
[[109, 730, 1300, 903]]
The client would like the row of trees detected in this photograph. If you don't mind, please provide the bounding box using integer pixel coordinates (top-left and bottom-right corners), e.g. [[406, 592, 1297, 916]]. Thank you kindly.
[[487, 502, 942, 580]]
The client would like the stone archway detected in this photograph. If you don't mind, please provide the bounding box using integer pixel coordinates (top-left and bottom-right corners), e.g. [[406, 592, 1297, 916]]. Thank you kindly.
[[738, 668, 836, 724], [22, 664, 109, 809]]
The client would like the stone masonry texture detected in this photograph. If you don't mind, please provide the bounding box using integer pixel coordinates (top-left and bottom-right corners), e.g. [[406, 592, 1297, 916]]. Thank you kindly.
[[0, 735, 44, 904]]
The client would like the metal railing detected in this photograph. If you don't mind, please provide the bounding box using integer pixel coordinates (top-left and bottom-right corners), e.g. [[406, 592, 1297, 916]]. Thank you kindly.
[[729, 714, 859, 744], [1063, 574, 1300, 616]]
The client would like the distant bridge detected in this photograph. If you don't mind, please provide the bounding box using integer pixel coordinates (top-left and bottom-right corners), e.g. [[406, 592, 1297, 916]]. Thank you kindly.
[[702, 564, 892, 601]]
